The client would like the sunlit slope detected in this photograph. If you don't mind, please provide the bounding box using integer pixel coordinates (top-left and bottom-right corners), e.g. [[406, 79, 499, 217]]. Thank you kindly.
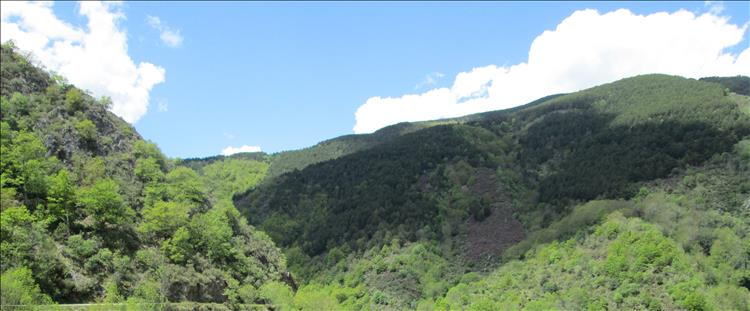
[[0, 42, 289, 307]]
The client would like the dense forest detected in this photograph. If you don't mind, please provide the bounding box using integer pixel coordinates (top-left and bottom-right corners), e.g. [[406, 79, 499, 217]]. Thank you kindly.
[[2, 41, 749, 310]]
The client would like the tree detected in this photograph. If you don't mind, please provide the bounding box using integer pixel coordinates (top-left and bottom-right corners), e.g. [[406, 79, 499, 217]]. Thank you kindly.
[[78, 179, 134, 230], [189, 207, 232, 261], [166, 167, 207, 205], [0, 206, 36, 270], [3, 132, 56, 204], [0, 266, 53, 306], [135, 157, 165, 184], [133, 140, 167, 170], [259, 281, 293, 310], [161, 226, 192, 263], [65, 88, 84, 112], [293, 285, 341, 310], [45, 169, 76, 227], [139, 200, 189, 240], [75, 119, 97, 145], [75, 156, 106, 186]]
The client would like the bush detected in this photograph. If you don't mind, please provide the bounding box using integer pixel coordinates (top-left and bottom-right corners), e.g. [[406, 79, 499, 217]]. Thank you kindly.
[[0, 266, 53, 305]]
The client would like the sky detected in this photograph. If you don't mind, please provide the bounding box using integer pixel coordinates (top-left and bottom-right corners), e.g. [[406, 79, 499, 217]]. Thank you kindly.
[[1, 1, 749, 158]]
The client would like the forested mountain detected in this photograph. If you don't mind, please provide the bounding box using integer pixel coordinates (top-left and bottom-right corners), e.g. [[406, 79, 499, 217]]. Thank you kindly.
[[2, 40, 749, 310], [0, 43, 291, 308], [234, 74, 750, 309]]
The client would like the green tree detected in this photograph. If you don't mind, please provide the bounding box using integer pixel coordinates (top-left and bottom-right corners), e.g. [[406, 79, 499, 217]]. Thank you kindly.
[[135, 157, 165, 185], [78, 179, 135, 229], [133, 140, 167, 170], [0, 266, 53, 306], [9, 92, 30, 115], [166, 167, 207, 205], [4, 132, 55, 202], [139, 201, 190, 240], [189, 207, 232, 261], [102, 279, 124, 303], [65, 88, 84, 112], [259, 281, 294, 310], [75, 119, 97, 145], [76, 156, 106, 186], [161, 226, 192, 263], [45, 169, 76, 227], [0, 206, 36, 270], [293, 285, 341, 310]]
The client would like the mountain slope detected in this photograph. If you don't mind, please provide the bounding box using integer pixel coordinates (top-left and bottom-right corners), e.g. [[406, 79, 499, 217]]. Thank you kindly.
[[234, 73, 750, 309], [0, 42, 290, 307], [3, 38, 748, 309]]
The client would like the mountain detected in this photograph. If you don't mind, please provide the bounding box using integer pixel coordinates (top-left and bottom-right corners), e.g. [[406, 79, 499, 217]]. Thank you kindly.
[[2, 39, 749, 310], [0, 42, 291, 308], [233, 74, 750, 309]]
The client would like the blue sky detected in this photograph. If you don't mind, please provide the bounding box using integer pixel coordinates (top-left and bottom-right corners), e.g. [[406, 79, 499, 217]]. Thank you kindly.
[[2, 1, 748, 158]]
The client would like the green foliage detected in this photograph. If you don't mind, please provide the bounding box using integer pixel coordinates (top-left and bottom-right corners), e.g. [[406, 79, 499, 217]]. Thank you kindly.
[[78, 179, 135, 229], [0, 206, 37, 270], [233, 73, 749, 308], [135, 158, 166, 184], [102, 279, 124, 303], [189, 207, 233, 261], [200, 157, 268, 201], [700, 76, 750, 95], [437, 215, 718, 310], [258, 281, 293, 309], [65, 88, 84, 112], [161, 226, 191, 263], [245, 125, 481, 257], [504, 200, 636, 260], [166, 167, 207, 205], [0, 45, 290, 306], [1, 42, 50, 96], [139, 201, 190, 240], [45, 169, 76, 225], [0, 266, 53, 305], [129, 279, 166, 303], [4, 41, 750, 309], [293, 284, 342, 310], [75, 119, 97, 147]]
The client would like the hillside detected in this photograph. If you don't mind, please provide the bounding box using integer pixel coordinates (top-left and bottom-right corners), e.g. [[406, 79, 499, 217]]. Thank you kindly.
[[234, 74, 750, 309], [2, 38, 749, 310], [0, 43, 291, 308]]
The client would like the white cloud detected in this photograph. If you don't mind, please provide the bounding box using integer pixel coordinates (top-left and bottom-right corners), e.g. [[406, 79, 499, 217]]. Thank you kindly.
[[704, 1, 725, 15], [353, 9, 750, 134], [1, 1, 165, 123], [222, 145, 262, 156], [146, 15, 183, 48], [414, 72, 445, 90]]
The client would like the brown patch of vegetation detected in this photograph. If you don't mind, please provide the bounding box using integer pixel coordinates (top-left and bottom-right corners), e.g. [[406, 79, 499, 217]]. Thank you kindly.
[[464, 168, 525, 264]]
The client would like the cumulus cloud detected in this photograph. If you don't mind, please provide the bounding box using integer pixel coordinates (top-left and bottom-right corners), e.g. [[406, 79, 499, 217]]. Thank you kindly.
[[146, 15, 183, 48], [353, 9, 750, 134], [1, 1, 165, 123], [222, 145, 262, 156]]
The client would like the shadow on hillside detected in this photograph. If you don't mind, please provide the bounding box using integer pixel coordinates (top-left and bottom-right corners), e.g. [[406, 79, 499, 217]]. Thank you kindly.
[[516, 104, 742, 207]]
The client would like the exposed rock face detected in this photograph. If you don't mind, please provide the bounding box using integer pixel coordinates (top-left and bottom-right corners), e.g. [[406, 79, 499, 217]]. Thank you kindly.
[[34, 102, 141, 165]]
